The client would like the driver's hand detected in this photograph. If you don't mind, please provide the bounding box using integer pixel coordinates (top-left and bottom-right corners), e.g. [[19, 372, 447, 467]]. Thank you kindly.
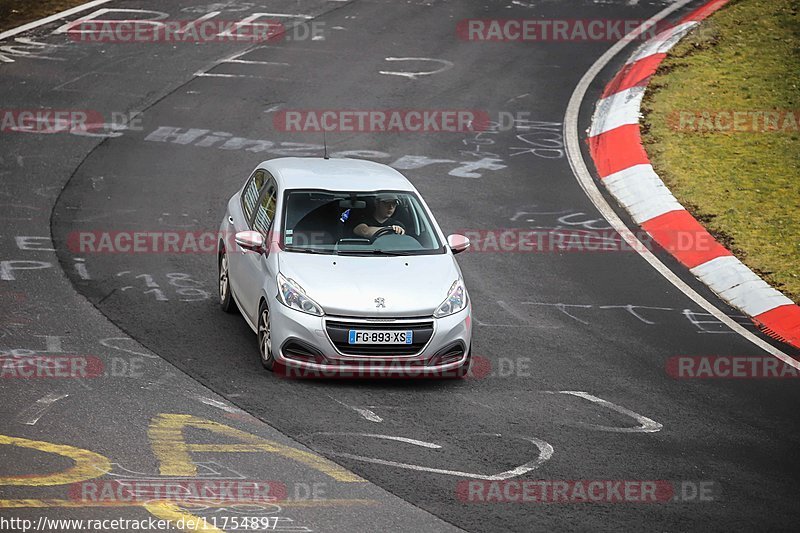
[[391, 225, 405, 235]]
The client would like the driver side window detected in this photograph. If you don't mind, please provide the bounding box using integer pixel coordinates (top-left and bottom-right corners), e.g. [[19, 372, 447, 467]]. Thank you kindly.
[[241, 170, 266, 223], [253, 179, 277, 237]]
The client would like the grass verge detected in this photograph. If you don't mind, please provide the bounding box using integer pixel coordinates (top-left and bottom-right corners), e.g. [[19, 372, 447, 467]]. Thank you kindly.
[[642, 0, 800, 303], [0, 0, 95, 32]]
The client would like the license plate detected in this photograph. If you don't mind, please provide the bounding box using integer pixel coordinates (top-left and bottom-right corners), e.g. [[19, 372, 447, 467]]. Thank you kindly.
[[348, 330, 413, 344]]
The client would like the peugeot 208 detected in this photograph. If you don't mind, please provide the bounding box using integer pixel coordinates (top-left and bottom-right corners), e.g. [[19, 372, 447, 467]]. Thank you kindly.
[[218, 157, 472, 377]]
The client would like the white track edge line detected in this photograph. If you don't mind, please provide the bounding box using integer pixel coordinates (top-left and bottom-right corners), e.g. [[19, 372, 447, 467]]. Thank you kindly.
[[563, 0, 799, 368], [0, 0, 112, 41]]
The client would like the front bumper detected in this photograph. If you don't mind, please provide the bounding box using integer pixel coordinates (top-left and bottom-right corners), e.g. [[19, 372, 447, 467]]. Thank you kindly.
[[269, 301, 471, 376]]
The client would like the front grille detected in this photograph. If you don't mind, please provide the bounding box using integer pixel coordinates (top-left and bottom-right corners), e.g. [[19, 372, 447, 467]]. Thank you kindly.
[[325, 320, 433, 356]]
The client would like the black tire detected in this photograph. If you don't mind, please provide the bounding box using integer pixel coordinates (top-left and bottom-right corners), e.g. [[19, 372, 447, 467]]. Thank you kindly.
[[258, 302, 275, 371], [218, 250, 237, 314]]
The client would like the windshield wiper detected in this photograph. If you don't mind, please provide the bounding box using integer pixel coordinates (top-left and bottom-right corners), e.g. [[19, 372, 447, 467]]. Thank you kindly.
[[286, 247, 336, 255], [336, 249, 417, 256]]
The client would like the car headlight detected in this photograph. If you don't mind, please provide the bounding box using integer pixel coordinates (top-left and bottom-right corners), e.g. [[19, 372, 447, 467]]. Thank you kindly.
[[277, 273, 323, 316], [434, 279, 468, 318]]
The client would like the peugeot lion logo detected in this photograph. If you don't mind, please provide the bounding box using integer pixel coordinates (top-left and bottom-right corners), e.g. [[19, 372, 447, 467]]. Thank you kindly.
[[374, 297, 386, 308]]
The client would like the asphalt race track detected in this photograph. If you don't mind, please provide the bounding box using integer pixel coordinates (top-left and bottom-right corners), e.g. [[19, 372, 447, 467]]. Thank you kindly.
[[2, 0, 800, 531]]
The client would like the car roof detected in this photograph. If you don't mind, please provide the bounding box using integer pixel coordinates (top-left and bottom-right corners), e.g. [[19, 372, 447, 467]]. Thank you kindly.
[[259, 157, 416, 193]]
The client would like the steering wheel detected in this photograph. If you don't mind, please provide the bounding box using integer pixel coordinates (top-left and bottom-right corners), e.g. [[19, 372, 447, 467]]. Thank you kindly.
[[371, 226, 396, 241]]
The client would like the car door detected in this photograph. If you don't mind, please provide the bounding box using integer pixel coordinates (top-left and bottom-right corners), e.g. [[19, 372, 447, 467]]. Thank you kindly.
[[237, 174, 278, 320], [228, 169, 267, 307]]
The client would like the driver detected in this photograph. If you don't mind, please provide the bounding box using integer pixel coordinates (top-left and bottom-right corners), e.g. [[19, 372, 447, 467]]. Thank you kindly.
[[353, 193, 406, 238]]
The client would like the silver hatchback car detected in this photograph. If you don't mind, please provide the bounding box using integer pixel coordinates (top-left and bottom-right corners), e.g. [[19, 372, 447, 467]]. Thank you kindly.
[[218, 157, 472, 377]]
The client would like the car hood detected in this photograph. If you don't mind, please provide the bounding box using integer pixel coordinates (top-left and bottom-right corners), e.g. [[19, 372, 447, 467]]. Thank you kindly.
[[278, 252, 461, 317]]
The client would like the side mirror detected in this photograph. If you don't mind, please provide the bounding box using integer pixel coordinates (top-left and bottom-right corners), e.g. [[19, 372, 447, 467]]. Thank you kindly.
[[235, 230, 265, 254], [447, 234, 471, 254]]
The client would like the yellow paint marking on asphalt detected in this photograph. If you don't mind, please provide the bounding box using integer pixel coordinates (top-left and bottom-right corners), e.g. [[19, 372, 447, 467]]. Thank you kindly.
[[0, 434, 111, 486], [143, 501, 225, 532], [148, 414, 364, 482], [262, 498, 378, 508], [0, 498, 378, 509], [187, 444, 270, 452]]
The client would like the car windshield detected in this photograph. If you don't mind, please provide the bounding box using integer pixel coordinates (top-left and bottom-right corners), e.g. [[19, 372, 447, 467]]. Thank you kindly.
[[282, 189, 445, 255]]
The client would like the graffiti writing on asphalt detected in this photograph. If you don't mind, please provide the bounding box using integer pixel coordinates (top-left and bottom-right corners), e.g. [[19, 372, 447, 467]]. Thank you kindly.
[[461, 119, 565, 161], [1, 6, 321, 64], [0, 260, 52, 281], [378, 57, 454, 80], [0, 414, 368, 531], [310, 389, 661, 479], [475, 300, 753, 334], [4, 236, 90, 281], [308, 432, 554, 480], [543, 391, 662, 433], [510, 208, 613, 230], [510, 120, 565, 159], [0, 38, 65, 64], [145, 126, 508, 179], [115, 271, 210, 302]]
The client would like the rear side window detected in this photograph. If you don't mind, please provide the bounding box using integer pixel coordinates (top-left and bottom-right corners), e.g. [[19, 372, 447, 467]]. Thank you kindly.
[[253, 180, 277, 236], [241, 170, 266, 222]]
